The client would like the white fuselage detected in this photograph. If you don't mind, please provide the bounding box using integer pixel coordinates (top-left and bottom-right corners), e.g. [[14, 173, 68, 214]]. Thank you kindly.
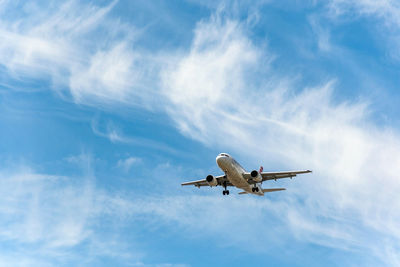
[[216, 154, 264, 196]]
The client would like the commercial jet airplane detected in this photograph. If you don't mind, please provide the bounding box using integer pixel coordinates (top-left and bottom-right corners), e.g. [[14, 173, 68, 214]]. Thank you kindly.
[[182, 153, 311, 196]]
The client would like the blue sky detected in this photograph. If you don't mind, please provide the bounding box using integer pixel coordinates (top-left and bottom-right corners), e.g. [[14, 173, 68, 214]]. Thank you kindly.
[[1, 0, 400, 266]]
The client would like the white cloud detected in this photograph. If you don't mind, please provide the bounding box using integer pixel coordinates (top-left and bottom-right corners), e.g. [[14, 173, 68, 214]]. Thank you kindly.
[[2, 1, 400, 265], [117, 156, 142, 172], [0, 162, 198, 266], [326, 0, 400, 60], [91, 118, 133, 144], [0, 165, 144, 265], [160, 13, 400, 266], [328, 0, 400, 25], [3, 159, 391, 265], [0, 0, 154, 106], [69, 41, 138, 103], [308, 15, 332, 52], [90, 117, 181, 155], [161, 14, 265, 143]]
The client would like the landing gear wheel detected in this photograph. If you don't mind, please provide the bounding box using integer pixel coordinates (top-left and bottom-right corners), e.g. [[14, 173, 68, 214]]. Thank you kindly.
[[252, 186, 260, 192], [222, 181, 229, 196]]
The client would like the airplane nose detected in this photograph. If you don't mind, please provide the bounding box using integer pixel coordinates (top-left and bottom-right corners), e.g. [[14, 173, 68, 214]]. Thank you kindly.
[[216, 155, 226, 168]]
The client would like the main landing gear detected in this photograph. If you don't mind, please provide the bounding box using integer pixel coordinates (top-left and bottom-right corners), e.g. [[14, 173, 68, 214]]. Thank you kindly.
[[222, 181, 229, 195], [252, 186, 259, 193]]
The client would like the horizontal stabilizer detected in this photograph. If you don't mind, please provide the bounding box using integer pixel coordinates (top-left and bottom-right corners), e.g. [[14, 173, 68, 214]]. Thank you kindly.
[[263, 188, 286, 193], [239, 188, 285, 194]]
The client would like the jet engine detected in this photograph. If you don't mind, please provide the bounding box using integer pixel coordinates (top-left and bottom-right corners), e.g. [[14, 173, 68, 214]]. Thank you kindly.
[[250, 170, 262, 182], [206, 175, 218, 187]]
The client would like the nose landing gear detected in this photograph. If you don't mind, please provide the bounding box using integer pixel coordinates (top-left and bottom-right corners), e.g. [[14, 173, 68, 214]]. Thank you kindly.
[[222, 181, 229, 195]]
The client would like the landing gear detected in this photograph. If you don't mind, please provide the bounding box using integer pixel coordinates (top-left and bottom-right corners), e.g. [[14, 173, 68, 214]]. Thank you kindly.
[[222, 181, 229, 196], [252, 187, 259, 192]]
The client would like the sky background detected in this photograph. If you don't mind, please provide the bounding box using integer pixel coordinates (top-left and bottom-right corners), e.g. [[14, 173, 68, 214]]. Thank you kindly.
[[1, 0, 400, 266]]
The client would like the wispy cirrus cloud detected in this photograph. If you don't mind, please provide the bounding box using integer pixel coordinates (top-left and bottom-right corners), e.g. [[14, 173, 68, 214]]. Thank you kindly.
[[161, 14, 265, 143], [117, 156, 142, 172], [326, 0, 400, 60], [0, 167, 140, 266], [90, 116, 180, 155], [160, 11, 400, 266], [0, 0, 156, 106], [2, 1, 400, 265], [0, 160, 195, 266], [328, 0, 400, 25]]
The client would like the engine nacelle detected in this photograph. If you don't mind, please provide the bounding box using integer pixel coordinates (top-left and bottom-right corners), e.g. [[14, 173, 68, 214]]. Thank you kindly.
[[206, 175, 218, 187], [250, 170, 262, 182]]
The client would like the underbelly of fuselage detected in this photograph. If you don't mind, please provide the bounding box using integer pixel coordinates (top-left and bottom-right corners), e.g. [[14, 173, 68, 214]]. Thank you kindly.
[[225, 165, 251, 192]]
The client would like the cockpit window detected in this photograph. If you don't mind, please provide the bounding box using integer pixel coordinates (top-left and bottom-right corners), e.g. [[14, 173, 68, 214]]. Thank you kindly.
[[220, 153, 230, 157]]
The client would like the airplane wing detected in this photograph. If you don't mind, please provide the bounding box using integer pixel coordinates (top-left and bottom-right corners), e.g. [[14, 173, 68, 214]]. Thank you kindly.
[[243, 170, 311, 184], [181, 175, 232, 187]]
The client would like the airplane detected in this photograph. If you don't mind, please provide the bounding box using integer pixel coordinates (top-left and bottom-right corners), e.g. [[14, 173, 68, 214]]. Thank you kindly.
[[181, 153, 311, 196]]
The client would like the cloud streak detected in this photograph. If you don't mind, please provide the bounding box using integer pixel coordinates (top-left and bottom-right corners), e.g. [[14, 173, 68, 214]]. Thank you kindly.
[[1, 1, 400, 266], [90, 116, 180, 155], [160, 11, 400, 266], [327, 0, 400, 60], [0, 163, 147, 266], [0, 0, 157, 107]]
